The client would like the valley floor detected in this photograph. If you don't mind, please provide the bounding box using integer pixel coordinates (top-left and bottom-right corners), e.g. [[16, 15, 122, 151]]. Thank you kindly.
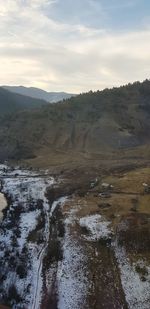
[[0, 163, 150, 309]]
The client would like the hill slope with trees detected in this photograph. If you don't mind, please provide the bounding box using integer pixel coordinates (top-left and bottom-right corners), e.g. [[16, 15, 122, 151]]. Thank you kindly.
[[0, 80, 150, 162]]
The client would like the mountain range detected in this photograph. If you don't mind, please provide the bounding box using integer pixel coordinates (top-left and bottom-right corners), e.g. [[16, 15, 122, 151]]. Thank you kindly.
[[0, 87, 47, 115], [3, 86, 76, 103]]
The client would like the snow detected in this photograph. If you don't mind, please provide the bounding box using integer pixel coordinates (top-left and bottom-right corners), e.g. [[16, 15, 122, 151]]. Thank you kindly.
[[31, 196, 67, 309], [57, 206, 88, 309], [0, 164, 55, 308], [0, 193, 7, 219], [0, 164, 150, 309], [79, 213, 150, 309], [114, 242, 150, 309], [0, 164, 8, 175], [79, 214, 111, 241], [50, 196, 67, 217], [18, 210, 40, 250]]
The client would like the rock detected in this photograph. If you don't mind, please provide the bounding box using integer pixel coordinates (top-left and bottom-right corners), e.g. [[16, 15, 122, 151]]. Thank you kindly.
[[98, 203, 111, 209], [99, 192, 111, 198]]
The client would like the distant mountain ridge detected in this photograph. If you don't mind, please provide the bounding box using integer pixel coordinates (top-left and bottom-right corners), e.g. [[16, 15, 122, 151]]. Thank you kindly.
[[3, 86, 76, 103], [0, 87, 48, 115]]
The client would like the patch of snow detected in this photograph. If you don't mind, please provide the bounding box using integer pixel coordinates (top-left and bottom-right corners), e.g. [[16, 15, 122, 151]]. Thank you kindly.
[[50, 196, 67, 217], [18, 210, 40, 250], [57, 206, 88, 309], [0, 164, 8, 174], [64, 207, 78, 225], [0, 193, 7, 219], [114, 242, 150, 309], [143, 183, 148, 187], [79, 214, 111, 241]]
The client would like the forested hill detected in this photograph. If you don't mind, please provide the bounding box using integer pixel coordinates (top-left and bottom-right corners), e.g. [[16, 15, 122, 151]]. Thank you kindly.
[[0, 87, 48, 115], [0, 80, 150, 161]]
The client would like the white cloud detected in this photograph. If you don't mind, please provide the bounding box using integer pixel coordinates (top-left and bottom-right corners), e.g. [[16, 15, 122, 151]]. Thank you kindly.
[[0, 0, 19, 16], [0, 1, 150, 92]]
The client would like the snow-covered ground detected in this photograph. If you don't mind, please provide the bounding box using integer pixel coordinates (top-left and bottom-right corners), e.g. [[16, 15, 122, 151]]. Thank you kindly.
[[79, 213, 150, 309], [32, 196, 67, 309], [0, 164, 55, 308], [79, 214, 111, 241], [0, 164, 150, 309], [114, 243, 150, 309], [57, 206, 88, 309]]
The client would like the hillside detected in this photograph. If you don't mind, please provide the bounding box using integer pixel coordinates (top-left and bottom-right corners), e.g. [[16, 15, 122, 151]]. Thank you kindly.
[[3, 86, 76, 103], [0, 82, 150, 308], [0, 80, 150, 162], [0, 87, 48, 116]]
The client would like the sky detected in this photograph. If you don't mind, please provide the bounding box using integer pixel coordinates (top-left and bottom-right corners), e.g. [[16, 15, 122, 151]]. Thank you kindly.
[[0, 0, 150, 93]]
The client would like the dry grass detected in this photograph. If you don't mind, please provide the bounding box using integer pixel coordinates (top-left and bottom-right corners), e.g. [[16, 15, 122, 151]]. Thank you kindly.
[[61, 164, 150, 225], [101, 167, 150, 218], [139, 195, 150, 213], [103, 167, 150, 193]]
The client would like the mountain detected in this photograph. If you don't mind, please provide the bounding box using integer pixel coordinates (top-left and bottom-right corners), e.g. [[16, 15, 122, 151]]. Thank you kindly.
[[0, 83, 150, 309], [0, 87, 48, 116], [0, 80, 150, 162], [2, 86, 76, 103]]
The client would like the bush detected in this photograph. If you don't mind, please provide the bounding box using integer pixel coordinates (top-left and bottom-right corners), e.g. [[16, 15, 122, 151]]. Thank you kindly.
[[8, 284, 22, 303], [16, 263, 27, 279], [44, 240, 63, 264]]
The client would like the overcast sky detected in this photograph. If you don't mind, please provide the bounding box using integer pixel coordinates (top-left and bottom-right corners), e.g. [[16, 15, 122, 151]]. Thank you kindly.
[[0, 0, 150, 93]]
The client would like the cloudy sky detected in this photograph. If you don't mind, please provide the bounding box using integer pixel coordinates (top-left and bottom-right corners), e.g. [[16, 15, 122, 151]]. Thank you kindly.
[[0, 0, 150, 93]]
